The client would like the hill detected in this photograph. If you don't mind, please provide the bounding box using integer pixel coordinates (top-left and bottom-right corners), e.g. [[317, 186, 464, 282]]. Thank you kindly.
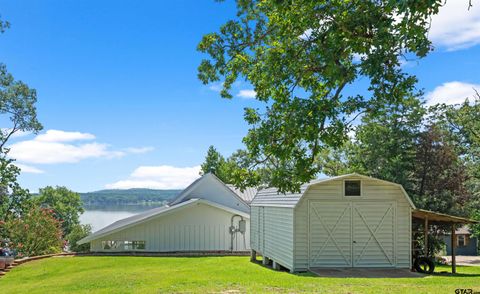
[[80, 188, 182, 206]]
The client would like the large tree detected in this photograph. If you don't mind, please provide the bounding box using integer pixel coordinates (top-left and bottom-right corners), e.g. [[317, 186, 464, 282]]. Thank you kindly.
[[0, 16, 42, 228], [198, 0, 445, 192]]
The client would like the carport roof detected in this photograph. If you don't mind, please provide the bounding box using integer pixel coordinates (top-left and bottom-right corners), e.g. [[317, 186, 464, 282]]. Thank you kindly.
[[412, 209, 479, 224]]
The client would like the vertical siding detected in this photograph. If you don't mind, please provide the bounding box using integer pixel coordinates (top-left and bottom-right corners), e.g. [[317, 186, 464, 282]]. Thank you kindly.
[[91, 203, 250, 252], [294, 178, 412, 270], [251, 206, 294, 270]]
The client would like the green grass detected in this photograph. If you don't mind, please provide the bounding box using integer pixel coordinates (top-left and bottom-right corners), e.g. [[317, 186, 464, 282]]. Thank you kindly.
[[1, 256, 479, 293]]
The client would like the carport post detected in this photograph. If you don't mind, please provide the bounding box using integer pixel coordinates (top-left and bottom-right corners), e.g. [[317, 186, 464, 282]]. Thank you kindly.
[[451, 223, 456, 274], [424, 217, 429, 257]]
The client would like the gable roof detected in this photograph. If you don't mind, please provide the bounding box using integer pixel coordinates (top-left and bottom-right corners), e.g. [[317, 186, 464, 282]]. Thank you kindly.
[[226, 185, 257, 203], [169, 173, 250, 207], [250, 173, 416, 209], [78, 198, 250, 244]]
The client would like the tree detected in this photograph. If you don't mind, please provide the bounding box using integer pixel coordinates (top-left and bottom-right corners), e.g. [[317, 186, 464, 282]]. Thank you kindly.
[[0, 154, 32, 225], [200, 146, 227, 176], [67, 224, 91, 253], [198, 0, 444, 192], [0, 15, 42, 233], [411, 125, 470, 215], [35, 186, 84, 237], [2, 206, 64, 257]]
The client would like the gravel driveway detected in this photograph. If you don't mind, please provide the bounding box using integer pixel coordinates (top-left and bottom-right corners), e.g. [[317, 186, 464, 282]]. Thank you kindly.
[[442, 255, 480, 266]]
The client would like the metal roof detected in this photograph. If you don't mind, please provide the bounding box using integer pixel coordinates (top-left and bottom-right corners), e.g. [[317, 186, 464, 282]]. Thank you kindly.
[[169, 173, 250, 207], [226, 185, 258, 203], [78, 198, 249, 244], [412, 209, 479, 224], [250, 173, 416, 209]]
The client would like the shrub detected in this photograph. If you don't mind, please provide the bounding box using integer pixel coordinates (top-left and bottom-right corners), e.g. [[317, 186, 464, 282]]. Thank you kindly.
[[67, 224, 91, 252], [3, 206, 63, 257]]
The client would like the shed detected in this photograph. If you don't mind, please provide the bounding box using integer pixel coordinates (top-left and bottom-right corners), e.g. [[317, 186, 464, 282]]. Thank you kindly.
[[250, 173, 415, 272]]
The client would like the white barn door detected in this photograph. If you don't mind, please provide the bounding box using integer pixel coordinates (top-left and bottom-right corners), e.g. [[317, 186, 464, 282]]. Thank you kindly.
[[352, 202, 395, 267], [308, 201, 396, 268], [308, 202, 352, 267]]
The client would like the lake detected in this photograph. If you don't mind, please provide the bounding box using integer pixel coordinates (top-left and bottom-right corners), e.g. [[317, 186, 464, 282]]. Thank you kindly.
[[80, 204, 164, 232]]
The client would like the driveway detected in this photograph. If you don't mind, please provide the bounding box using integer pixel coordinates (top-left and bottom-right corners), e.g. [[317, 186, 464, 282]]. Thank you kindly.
[[442, 255, 480, 266]]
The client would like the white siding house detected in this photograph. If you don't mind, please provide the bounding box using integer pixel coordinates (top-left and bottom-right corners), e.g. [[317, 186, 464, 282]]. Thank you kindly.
[[79, 173, 253, 252], [250, 173, 415, 272]]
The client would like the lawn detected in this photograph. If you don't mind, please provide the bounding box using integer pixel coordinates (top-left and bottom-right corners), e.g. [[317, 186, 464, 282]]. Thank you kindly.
[[1, 256, 479, 293]]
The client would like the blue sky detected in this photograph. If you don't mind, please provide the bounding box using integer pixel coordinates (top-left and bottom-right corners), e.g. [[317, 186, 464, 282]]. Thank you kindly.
[[1, 0, 479, 192]]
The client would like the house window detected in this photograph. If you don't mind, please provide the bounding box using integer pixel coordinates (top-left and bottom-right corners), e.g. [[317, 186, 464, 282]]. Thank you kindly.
[[457, 235, 468, 247], [345, 180, 361, 196], [124, 241, 146, 250], [102, 240, 121, 250]]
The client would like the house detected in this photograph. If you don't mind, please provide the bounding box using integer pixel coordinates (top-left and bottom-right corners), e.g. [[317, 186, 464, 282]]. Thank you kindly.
[[250, 173, 414, 272], [79, 173, 254, 252], [443, 226, 478, 256]]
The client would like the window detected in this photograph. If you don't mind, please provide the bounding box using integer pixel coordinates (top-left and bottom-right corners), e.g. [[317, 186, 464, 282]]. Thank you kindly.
[[345, 180, 361, 196], [102, 241, 121, 250], [457, 235, 468, 247], [124, 241, 146, 250]]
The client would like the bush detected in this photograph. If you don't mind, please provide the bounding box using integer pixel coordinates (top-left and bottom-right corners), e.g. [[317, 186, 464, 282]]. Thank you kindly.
[[67, 224, 91, 252], [2, 206, 64, 257]]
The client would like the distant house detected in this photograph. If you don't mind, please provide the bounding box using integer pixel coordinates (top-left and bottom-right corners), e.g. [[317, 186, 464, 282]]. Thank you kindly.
[[443, 226, 478, 256], [79, 173, 255, 252]]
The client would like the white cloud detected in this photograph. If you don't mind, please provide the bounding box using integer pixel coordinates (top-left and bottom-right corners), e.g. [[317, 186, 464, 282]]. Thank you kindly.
[[425, 81, 480, 106], [124, 147, 155, 154], [237, 89, 256, 99], [429, 1, 480, 50], [8, 129, 126, 164], [209, 82, 224, 92], [35, 129, 95, 142], [106, 165, 201, 189], [13, 163, 45, 174]]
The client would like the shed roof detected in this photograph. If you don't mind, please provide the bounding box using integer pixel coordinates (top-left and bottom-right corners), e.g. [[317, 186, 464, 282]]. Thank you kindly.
[[250, 173, 416, 209], [226, 185, 257, 203], [78, 198, 249, 244], [412, 209, 479, 224]]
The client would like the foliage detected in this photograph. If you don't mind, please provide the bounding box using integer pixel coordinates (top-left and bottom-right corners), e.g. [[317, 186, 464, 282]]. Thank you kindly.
[[200, 146, 270, 188], [0, 153, 32, 224], [200, 145, 229, 178], [2, 206, 63, 257], [66, 223, 91, 253], [198, 0, 445, 192], [0, 63, 43, 150], [1, 257, 479, 293], [410, 125, 470, 215], [0, 14, 42, 240], [35, 186, 84, 237]]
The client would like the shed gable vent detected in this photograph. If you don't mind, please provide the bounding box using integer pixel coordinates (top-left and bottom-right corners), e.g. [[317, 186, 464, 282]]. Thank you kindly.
[[344, 180, 361, 196]]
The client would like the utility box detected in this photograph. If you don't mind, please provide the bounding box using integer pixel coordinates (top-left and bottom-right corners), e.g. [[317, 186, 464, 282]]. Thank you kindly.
[[239, 219, 246, 233]]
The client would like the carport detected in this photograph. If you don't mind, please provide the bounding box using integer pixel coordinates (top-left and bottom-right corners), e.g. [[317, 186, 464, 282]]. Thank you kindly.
[[412, 209, 479, 273]]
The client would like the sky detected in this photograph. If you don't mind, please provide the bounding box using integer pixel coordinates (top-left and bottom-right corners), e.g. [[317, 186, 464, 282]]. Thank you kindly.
[[0, 0, 479, 193]]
